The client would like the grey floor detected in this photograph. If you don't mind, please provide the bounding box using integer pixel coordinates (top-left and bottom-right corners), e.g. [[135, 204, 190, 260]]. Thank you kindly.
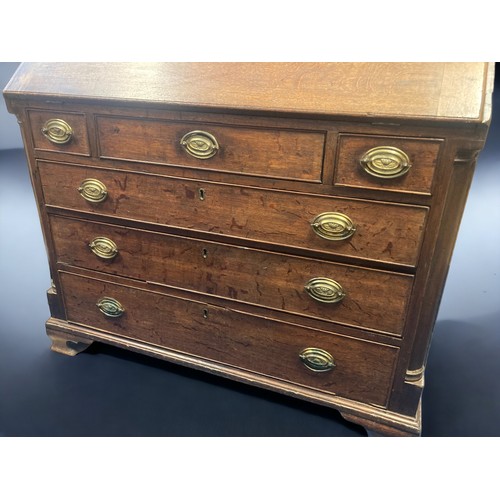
[[0, 94, 498, 437]]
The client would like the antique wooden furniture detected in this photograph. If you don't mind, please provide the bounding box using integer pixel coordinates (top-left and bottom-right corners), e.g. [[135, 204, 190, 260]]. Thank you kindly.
[[4, 63, 494, 436]]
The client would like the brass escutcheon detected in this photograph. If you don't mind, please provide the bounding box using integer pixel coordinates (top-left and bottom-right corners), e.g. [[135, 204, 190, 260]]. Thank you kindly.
[[41, 118, 73, 144], [360, 146, 411, 179], [96, 297, 125, 318], [180, 130, 219, 159], [305, 277, 346, 304], [299, 347, 336, 372], [89, 236, 118, 260], [311, 212, 356, 241], [78, 178, 108, 203]]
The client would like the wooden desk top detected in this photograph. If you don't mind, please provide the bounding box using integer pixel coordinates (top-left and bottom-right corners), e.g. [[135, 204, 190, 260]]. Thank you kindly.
[[4, 62, 494, 123]]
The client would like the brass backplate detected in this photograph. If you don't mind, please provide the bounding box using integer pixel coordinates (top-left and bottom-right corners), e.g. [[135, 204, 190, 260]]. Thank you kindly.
[[78, 178, 108, 203], [180, 130, 219, 159], [299, 347, 336, 372], [360, 146, 411, 178], [96, 297, 125, 318], [41, 118, 73, 144], [305, 277, 346, 304], [311, 212, 356, 241], [89, 236, 118, 259]]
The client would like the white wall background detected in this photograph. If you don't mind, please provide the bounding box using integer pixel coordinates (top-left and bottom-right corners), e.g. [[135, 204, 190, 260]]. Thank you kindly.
[[0, 62, 23, 150]]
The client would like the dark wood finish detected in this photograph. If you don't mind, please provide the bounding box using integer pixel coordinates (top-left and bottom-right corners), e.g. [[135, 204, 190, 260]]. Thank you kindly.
[[4, 62, 494, 436], [50, 215, 413, 335], [335, 134, 442, 195], [97, 115, 326, 182], [59, 271, 399, 407], [38, 160, 428, 267]]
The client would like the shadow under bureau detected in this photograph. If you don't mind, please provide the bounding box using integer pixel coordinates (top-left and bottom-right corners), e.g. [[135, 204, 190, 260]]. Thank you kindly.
[[4, 62, 494, 436]]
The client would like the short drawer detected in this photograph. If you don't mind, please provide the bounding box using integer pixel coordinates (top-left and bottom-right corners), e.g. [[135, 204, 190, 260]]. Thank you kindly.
[[28, 109, 90, 156], [39, 161, 428, 267], [96, 115, 326, 182], [335, 134, 443, 195], [59, 272, 399, 406], [51, 215, 413, 335]]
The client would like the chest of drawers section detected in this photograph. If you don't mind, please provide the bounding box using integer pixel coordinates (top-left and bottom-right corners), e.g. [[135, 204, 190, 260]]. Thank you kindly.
[[4, 62, 493, 436]]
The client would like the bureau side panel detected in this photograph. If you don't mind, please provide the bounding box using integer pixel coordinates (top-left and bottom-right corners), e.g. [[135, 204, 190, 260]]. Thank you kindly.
[[388, 138, 490, 414], [5, 107, 75, 320]]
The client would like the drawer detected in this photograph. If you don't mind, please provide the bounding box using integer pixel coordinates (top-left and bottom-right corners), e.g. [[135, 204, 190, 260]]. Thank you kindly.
[[335, 134, 443, 195], [59, 271, 399, 406], [51, 215, 414, 335], [39, 161, 428, 267], [28, 109, 90, 156], [96, 115, 326, 182]]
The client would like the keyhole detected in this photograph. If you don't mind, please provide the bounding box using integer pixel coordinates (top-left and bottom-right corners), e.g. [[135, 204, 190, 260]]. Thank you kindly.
[[199, 188, 205, 201], [203, 308, 209, 319], [202, 248, 208, 259]]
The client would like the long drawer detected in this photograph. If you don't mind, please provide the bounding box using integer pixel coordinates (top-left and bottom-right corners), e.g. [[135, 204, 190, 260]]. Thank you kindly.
[[59, 271, 399, 406], [39, 161, 428, 267], [51, 215, 413, 335], [96, 115, 326, 182]]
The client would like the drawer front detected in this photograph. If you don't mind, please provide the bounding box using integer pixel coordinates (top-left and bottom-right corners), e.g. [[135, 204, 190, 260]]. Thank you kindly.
[[39, 161, 428, 267], [51, 216, 413, 335], [335, 134, 442, 195], [59, 272, 399, 406], [96, 116, 326, 182], [28, 110, 90, 156]]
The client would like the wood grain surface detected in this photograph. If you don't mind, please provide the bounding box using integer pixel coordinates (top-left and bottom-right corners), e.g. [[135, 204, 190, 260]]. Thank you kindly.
[[38, 161, 428, 267], [4, 62, 493, 122], [97, 115, 326, 182], [335, 134, 443, 195], [28, 109, 90, 156], [59, 271, 399, 406], [4, 62, 493, 436], [50, 215, 413, 335]]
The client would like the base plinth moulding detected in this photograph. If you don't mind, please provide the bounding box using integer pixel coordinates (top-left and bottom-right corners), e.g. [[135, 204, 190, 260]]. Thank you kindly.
[[45, 317, 421, 436]]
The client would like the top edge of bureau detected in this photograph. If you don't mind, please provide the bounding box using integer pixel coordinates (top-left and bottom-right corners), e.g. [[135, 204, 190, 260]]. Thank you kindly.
[[3, 62, 495, 127]]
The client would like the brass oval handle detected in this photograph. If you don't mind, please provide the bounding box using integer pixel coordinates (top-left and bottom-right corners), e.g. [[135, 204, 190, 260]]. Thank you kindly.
[[180, 130, 219, 159], [360, 146, 412, 179], [78, 178, 108, 203], [299, 348, 336, 372], [311, 212, 356, 241], [96, 297, 125, 318], [305, 277, 346, 304], [41, 118, 73, 144], [89, 237, 118, 259]]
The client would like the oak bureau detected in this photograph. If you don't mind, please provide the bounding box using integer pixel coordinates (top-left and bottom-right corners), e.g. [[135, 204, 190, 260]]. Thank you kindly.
[[4, 63, 494, 436]]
